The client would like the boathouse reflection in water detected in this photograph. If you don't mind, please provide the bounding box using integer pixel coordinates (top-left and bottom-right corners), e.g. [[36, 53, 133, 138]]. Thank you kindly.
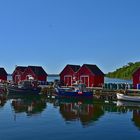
[[1, 95, 140, 130], [58, 99, 104, 125], [11, 96, 47, 116]]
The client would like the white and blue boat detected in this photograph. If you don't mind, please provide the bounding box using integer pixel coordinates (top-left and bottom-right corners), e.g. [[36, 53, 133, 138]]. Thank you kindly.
[[55, 84, 93, 98]]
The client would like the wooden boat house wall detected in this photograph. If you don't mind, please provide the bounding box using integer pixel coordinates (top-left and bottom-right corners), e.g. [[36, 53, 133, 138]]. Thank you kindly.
[[13, 66, 47, 84], [0, 68, 8, 81], [133, 67, 140, 89], [60, 65, 81, 86], [77, 64, 104, 87], [12, 66, 27, 84], [23, 66, 48, 84]]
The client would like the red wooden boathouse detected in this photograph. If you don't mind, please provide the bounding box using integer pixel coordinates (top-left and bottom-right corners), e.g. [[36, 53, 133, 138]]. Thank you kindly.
[[0, 68, 7, 81], [133, 67, 140, 89], [13, 66, 47, 84], [77, 64, 104, 87], [60, 65, 81, 86], [59, 102, 104, 124], [23, 66, 48, 83], [12, 66, 27, 83]]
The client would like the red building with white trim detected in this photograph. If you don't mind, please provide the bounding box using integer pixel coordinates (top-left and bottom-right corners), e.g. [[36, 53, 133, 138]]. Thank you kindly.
[[133, 67, 140, 88], [12, 66, 47, 84], [0, 68, 7, 81], [23, 66, 48, 83], [12, 66, 27, 83], [77, 64, 104, 87], [60, 65, 81, 86]]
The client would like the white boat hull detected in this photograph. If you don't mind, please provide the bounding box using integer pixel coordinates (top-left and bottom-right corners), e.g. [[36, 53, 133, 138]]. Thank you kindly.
[[117, 93, 140, 102], [117, 100, 140, 107]]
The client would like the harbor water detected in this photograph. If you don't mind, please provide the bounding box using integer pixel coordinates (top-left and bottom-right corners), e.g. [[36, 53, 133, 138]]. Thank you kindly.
[[0, 95, 140, 140], [1, 75, 136, 140]]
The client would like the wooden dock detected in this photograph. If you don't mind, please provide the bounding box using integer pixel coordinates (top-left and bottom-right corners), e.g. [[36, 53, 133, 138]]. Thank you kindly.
[[1, 83, 140, 101]]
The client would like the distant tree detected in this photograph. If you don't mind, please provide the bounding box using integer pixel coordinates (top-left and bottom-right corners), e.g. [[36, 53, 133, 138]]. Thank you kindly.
[[128, 62, 134, 66], [106, 62, 140, 80]]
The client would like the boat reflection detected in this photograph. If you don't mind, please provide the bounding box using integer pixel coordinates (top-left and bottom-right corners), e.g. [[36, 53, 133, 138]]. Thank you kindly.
[[56, 99, 140, 127], [5, 95, 140, 129], [0, 94, 7, 107], [11, 96, 47, 116], [116, 100, 140, 130], [56, 98, 104, 126]]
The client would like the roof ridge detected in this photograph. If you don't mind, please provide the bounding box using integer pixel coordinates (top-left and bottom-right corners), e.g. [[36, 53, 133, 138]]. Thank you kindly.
[[83, 64, 104, 75]]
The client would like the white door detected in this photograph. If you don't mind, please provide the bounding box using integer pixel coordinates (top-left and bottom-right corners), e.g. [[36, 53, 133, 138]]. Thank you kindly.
[[80, 75, 89, 87], [64, 75, 72, 86]]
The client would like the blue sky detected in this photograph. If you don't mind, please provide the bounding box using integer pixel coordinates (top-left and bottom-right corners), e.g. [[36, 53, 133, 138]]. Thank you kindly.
[[0, 0, 140, 74]]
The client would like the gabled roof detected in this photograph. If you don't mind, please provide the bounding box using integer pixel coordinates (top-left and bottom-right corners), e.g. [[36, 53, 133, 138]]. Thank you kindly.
[[68, 65, 81, 72], [15, 66, 27, 72], [83, 64, 104, 76], [0, 68, 7, 76], [60, 64, 81, 75], [28, 66, 48, 76]]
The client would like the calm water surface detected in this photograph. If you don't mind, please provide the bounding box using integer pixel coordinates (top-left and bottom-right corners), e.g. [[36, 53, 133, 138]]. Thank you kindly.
[[0, 94, 140, 140]]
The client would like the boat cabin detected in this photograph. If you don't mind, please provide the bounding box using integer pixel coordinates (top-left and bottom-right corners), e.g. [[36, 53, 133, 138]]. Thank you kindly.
[[73, 83, 88, 92], [18, 80, 39, 89]]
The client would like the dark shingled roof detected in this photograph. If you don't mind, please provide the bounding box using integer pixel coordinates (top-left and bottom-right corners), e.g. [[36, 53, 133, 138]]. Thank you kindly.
[[0, 68, 7, 75], [84, 64, 104, 76], [15, 66, 27, 72], [28, 66, 47, 76], [68, 65, 81, 72]]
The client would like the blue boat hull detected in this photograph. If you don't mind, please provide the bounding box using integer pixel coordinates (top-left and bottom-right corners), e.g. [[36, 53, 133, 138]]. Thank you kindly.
[[55, 88, 93, 98]]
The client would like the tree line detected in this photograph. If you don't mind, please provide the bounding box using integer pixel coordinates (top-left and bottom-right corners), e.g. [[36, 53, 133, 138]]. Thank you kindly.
[[106, 62, 140, 80]]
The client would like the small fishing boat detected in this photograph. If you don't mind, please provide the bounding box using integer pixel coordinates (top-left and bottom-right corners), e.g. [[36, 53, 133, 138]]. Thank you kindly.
[[8, 80, 41, 96], [55, 84, 93, 98], [117, 93, 140, 102]]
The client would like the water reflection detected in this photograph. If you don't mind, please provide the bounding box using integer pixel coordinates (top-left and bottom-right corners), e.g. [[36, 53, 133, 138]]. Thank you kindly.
[[11, 96, 47, 116], [57, 99, 140, 128], [2, 94, 140, 130], [57, 99, 104, 125], [132, 110, 140, 129], [0, 94, 7, 107], [116, 100, 140, 130]]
